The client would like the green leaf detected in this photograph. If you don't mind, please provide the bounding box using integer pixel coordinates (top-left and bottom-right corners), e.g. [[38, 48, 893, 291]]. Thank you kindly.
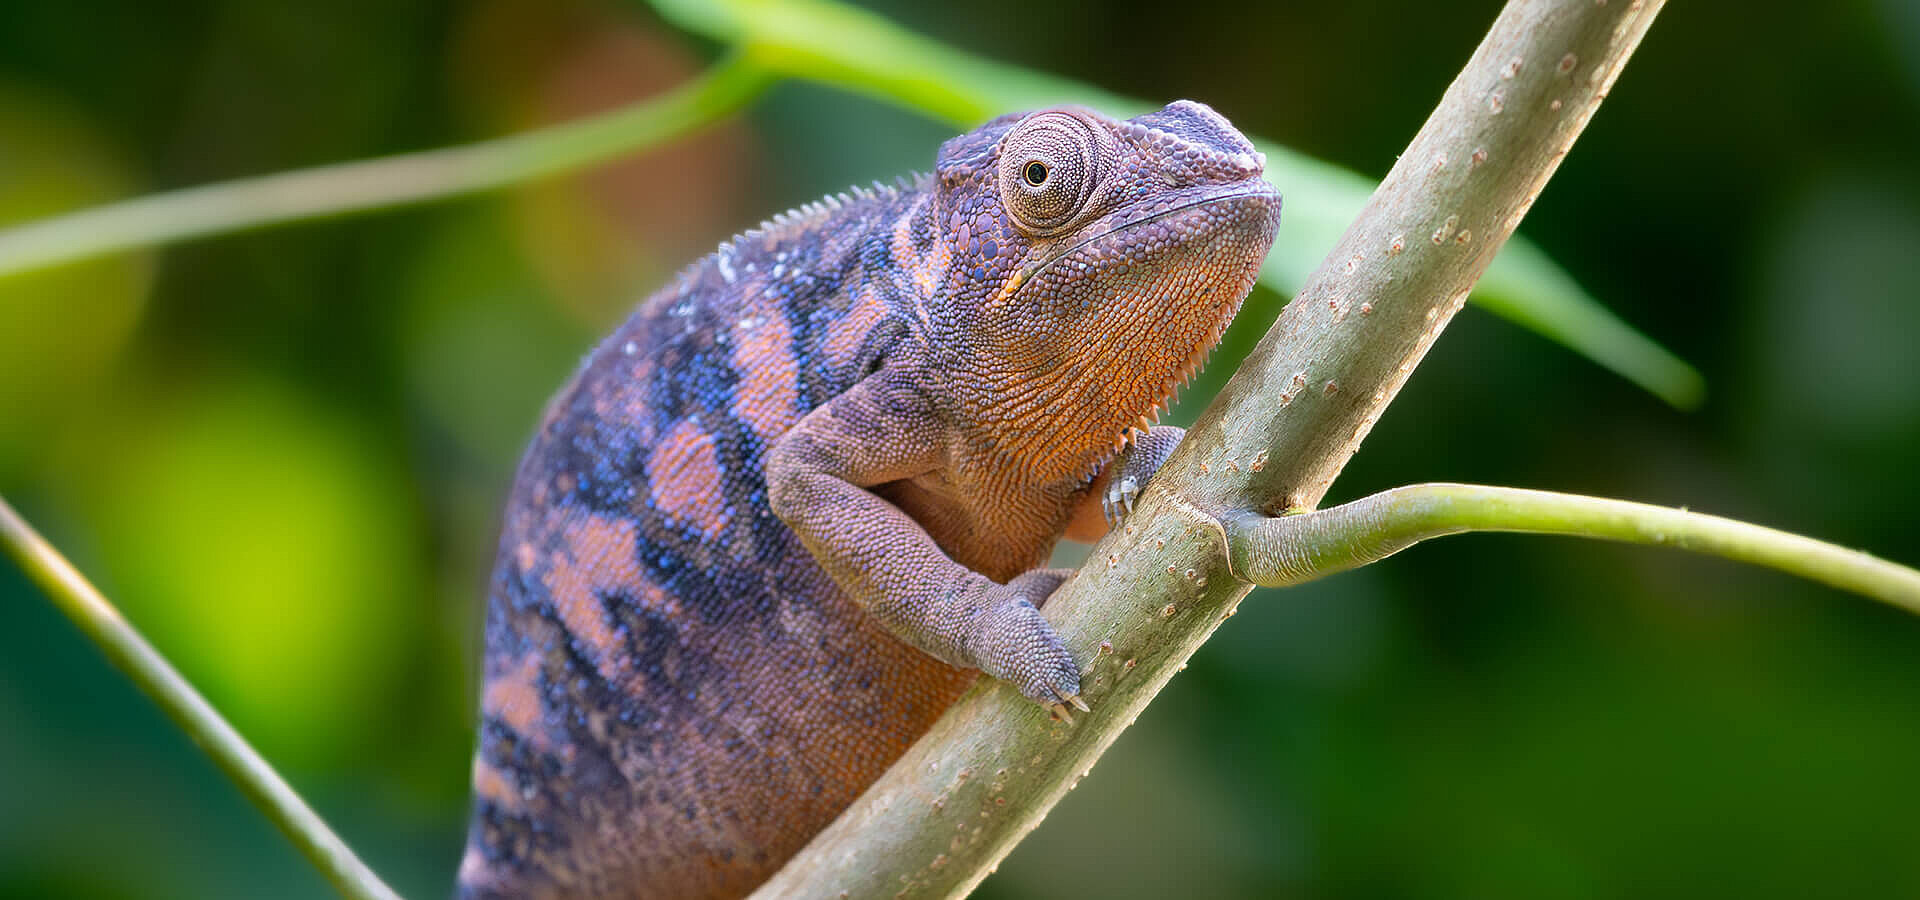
[[652, 0, 1705, 409]]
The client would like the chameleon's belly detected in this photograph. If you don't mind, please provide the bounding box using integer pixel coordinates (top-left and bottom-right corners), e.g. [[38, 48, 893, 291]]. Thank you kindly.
[[459, 332, 977, 898]]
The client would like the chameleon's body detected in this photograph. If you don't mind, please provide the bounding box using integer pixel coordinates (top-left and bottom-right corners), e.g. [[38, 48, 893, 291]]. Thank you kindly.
[[459, 101, 1280, 898]]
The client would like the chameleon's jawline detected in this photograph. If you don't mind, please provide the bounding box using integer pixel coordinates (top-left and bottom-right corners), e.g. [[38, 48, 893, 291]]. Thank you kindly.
[[1048, 187, 1282, 470]]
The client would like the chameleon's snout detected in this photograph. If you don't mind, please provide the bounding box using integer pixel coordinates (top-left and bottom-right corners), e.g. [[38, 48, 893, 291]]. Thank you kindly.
[[1120, 100, 1267, 186]]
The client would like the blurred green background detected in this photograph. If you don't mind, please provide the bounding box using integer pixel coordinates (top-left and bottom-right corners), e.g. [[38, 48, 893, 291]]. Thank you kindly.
[[4, 0, 1919, 897]]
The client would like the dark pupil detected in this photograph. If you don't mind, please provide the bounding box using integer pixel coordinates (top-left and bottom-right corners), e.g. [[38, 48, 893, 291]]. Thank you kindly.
[[1023, 161, 1048, 186]]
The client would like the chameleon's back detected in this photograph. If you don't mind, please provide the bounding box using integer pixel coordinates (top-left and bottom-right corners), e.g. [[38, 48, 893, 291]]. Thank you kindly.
[[457, 183, 977, 898]]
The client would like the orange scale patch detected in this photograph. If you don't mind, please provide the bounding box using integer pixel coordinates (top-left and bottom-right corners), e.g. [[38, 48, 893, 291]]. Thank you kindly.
[[823, 287, 887, 373], [892, 217, 937, 297], [633, 576, 681, 621], [483, 654, 550, 751], [547, 513, 642, 683], [648, 419, 733, 540], [921, 238, 952, 294], [730, 312, 802, 440], [470, 758, 523, 813]]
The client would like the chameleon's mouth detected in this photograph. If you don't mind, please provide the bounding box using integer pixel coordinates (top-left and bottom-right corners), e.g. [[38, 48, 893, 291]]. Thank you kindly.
[[1012, 186, 1278, 295]]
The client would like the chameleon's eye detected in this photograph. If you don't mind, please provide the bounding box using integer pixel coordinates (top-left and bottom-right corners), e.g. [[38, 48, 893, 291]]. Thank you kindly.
[[998, 111, 1106, 234]]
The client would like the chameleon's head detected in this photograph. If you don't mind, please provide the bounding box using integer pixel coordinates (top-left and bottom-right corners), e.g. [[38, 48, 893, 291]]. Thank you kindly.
[[928, 100, 1282, 483]]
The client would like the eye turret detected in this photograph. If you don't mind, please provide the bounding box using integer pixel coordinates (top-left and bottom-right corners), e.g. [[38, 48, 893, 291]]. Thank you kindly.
[[997, 111, 1107, 234]]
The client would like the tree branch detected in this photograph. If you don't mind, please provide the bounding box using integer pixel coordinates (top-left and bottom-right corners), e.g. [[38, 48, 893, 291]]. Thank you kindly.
[[752, 0, 1669, 895], [0, 496, 402, 900], [1225, 483, 1920, 608]]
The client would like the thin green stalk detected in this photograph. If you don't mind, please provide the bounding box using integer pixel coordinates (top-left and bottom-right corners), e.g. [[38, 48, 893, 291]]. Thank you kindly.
[[1225, 483, 1920, 611], [0, 496, 403, 900], [0, 53, 775, 279]]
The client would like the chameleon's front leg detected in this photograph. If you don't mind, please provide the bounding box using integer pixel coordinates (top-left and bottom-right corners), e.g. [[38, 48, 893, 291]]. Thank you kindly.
[[765, 372, 1084, 714]]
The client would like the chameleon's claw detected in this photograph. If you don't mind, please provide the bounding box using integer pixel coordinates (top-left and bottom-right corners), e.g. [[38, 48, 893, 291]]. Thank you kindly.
[[1103, 475, 1139, 527], [1045, 688, 1088, 721]]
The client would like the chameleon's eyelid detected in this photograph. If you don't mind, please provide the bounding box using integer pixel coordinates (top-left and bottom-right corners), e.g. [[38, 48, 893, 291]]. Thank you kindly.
[[997, 113, 1105, 235]]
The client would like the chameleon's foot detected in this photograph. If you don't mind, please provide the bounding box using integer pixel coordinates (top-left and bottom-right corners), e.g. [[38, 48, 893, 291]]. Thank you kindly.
[[968, 571, 1082, 715], [1101, 426, 1187, 527]]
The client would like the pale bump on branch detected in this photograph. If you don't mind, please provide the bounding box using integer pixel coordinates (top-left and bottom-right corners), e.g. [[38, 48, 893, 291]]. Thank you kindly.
[[752, 1, 1671, 897]]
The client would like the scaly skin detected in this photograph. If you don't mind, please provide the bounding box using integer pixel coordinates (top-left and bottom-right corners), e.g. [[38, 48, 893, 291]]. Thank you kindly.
[[458, 100, 1281, 899]]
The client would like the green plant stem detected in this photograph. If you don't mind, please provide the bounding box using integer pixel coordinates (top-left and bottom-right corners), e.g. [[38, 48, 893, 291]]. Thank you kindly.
[[0, 496, 403, 900], [0, 53, 774, 279], [1226, 483, 1920, 609]]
